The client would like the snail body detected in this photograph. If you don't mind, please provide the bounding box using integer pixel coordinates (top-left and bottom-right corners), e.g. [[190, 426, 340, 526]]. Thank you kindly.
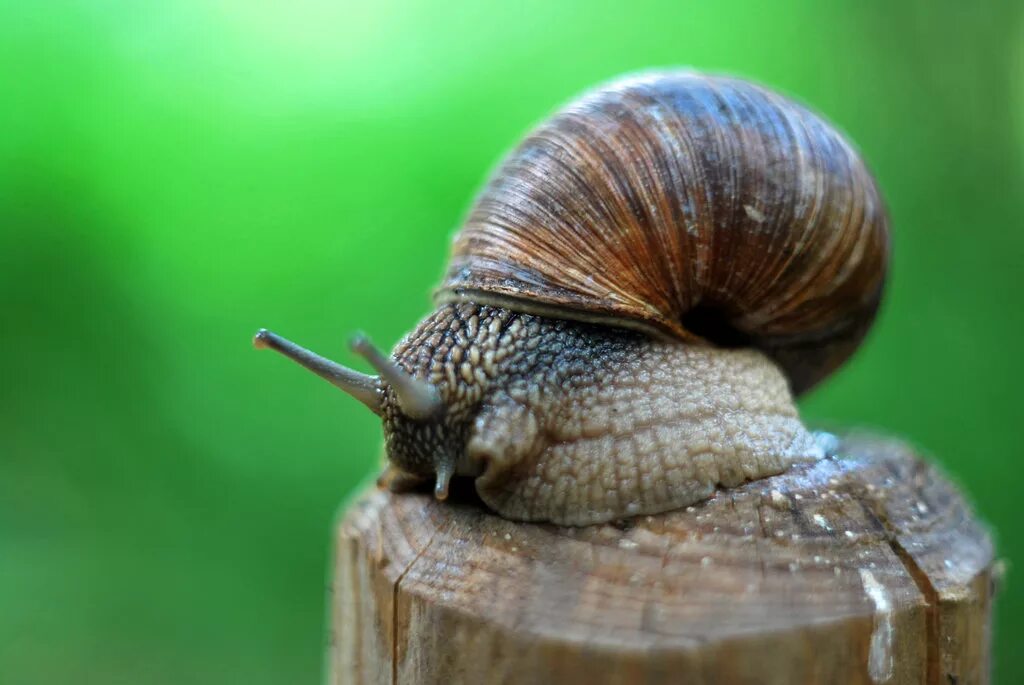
[[256, 71, 890, 525], [382, 302, 818, 525]]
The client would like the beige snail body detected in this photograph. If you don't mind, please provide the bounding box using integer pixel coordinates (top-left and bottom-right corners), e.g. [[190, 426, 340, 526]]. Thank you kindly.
[[255, 71, 890, 526]]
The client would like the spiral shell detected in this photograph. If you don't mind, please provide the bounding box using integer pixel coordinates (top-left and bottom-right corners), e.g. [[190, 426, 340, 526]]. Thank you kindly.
[[438, 71, 889, 393]]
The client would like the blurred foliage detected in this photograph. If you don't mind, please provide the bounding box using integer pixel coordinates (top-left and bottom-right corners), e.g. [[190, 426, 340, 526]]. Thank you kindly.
[[2, 1, 1022, 683]]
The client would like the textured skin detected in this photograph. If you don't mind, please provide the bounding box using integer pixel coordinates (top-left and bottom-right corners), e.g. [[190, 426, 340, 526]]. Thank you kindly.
[[383, 302, 822, 525]]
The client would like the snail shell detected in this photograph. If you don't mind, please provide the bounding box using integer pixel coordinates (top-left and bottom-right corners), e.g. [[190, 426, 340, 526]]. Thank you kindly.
[[440, 71, 889, 394]]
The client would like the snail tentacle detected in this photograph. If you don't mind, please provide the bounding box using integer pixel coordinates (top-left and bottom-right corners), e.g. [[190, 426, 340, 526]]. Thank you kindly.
[[350, 334, 442, 420], [253, 328, 382, 415]]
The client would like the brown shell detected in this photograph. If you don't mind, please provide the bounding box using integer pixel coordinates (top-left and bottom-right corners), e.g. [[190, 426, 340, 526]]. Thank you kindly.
[[438, 71, 890, 394]]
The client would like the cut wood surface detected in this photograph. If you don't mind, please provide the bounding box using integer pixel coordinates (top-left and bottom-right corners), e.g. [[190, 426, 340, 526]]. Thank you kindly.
[[329, 433, 995, 685]]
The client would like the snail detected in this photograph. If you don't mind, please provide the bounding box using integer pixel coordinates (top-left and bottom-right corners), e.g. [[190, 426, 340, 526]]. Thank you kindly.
[[255, 71, 889, 526]]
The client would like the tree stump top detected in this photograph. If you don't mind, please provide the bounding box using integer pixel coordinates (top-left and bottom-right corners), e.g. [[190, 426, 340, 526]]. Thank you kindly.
[[331, 434, 995, 685]]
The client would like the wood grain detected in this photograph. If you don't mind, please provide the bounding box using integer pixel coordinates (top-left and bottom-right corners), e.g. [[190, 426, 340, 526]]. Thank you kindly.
[[329, 433, 995, 684]]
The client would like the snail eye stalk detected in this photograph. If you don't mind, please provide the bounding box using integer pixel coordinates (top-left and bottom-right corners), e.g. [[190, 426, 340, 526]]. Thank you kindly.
[[350, 334, 442, 420], [253, 328, 382, 416]]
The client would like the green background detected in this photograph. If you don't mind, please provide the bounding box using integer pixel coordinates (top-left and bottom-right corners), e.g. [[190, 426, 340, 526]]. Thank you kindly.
[[3, 1, 1022, 682]]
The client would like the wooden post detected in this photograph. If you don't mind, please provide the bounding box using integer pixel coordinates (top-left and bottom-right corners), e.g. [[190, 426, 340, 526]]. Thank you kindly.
[[328, 434, 995, 685]]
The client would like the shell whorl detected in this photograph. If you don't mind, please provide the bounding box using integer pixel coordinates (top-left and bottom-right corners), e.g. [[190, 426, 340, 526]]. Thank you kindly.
[[438, 71, 889, 394]]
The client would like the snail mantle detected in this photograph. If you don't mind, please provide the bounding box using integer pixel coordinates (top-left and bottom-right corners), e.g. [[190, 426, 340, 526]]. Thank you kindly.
[[329, 433, 994, 685]]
